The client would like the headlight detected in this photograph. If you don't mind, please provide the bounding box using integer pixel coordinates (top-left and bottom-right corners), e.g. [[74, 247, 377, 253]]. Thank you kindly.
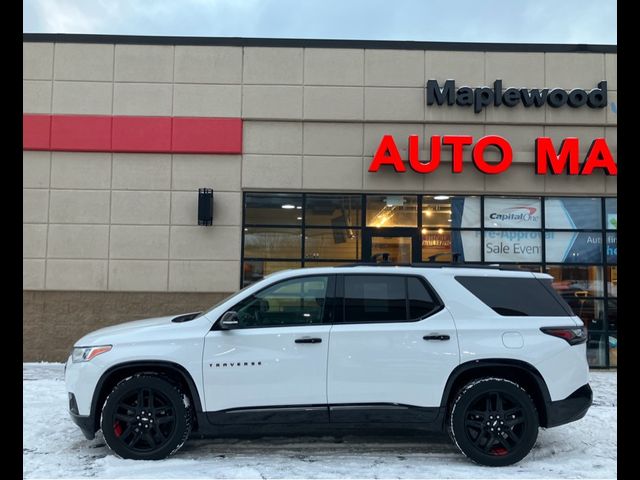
[[72, 345, 112, 363]]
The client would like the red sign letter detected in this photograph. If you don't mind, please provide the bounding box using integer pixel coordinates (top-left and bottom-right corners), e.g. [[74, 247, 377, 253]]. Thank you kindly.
[[368, 135, 406, 172], [581, 138, 617, 175], [409, 135, 441, 173], [472, 135, 513, 174], [442, 135, 473, 173], [535, 137, 580, 175]]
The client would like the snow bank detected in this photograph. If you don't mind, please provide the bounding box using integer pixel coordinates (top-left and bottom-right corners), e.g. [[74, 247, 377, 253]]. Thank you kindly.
[[23, 363, 616, 479]]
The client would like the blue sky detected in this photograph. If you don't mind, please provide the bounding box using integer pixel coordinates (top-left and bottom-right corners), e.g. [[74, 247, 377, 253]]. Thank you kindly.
[[24, 0, 616, 44]]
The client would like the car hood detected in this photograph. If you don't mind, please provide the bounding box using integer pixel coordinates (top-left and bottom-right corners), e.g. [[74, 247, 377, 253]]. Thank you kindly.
[[74, 313, 200, 346]]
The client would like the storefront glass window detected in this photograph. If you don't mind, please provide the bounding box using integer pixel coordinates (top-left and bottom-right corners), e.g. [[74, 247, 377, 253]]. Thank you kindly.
[[423, 196, 480, 228], [606, 232, 617, 263], [243, 227, 301, 259], [304, 228, 360, 260], [509, 265, 543, 272], [366, 195, 418, 227], [484, 230, 542, 262], [605, 198, 617, 230], [545, 265, 604, 298], [422, 229, 481, 262], [484, 197, 541, 229], [304, 261, 349, 268], [305, 195, 361, 227], [545, 197, 602, 229], [607, 299, 617, 332], [242, 193, 618, 367], [242, 261, 301, 286], [567, 299, 606, 331], [607, 266, 617, 297], [609, 333, 617, 367], [245, 193, 303, 225], [587, 333, 609, 368], [545, 231, 603, 263]]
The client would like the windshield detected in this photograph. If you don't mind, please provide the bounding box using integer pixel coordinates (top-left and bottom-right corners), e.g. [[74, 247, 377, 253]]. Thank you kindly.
[[194, 282, 256, 319], [195, 269, 299, 319]]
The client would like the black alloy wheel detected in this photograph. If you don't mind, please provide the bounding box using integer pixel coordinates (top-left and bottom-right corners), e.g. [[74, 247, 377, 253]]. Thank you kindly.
[[449, 377, 539, 466], [101, 374, 192, 460]]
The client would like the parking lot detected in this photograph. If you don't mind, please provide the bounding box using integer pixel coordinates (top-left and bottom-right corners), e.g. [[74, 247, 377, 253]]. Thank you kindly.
[[24, 363, 616, 479]]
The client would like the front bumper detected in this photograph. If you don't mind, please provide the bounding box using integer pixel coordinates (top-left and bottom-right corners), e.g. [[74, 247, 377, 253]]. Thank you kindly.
[[65, 354, 104, 439], [546, 383, 593, 428], [68, 391, 96, 439], [69, 410, 96, 440]]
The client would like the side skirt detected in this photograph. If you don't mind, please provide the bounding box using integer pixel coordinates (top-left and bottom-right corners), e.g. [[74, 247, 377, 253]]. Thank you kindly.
[[206, 405, 329, 425], [198, 404, 446, 436]]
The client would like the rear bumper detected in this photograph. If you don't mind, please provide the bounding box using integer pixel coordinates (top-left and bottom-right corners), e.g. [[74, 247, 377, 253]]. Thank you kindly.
[[545, 383, 592, 428]]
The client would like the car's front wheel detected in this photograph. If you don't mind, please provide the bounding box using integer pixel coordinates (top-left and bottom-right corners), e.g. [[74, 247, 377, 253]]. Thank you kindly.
[[449, 377, 539, 466], [101, 374, 192, 460]]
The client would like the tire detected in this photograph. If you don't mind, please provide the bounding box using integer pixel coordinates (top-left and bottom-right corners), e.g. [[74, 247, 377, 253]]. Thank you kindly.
[[449, 377, 539, 467], [101, 374, 193, 460]]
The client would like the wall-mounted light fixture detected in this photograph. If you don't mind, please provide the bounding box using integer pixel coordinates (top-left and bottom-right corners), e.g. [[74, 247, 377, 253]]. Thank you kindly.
[[198, 188, 214, 226]]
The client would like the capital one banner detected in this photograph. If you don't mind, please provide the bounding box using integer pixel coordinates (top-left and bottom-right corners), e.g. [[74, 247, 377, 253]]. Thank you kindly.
[[450, 197, 603, 263]]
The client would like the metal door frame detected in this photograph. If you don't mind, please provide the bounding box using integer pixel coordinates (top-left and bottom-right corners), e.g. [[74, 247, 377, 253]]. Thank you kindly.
[[362, 227, 421, 263]]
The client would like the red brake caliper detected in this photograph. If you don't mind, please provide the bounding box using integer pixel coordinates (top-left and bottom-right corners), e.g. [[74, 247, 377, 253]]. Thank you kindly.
[[113, 421, 123, 437], [491, 447, 509, 456]]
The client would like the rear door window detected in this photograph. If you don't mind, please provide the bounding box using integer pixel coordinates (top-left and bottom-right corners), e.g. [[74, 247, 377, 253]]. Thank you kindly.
[[344, 275, 406, 322], [407, 277, 440, 319], [342, 275, 442, 323]]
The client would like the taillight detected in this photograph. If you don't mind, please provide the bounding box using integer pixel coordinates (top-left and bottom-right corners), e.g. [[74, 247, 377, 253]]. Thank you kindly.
[[540, 326, 587, 345]]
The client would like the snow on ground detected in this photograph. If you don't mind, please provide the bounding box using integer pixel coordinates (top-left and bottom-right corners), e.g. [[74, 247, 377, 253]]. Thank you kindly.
[[24, 363, 616, 479]]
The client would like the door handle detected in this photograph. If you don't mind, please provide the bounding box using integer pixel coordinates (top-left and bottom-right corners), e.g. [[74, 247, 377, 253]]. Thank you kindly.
[[423, 334, 450, 341], [295, 337, 322, 344]]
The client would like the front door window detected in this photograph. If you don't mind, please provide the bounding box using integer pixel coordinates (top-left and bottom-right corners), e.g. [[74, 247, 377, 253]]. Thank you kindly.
[[232, 276, 329, 328]]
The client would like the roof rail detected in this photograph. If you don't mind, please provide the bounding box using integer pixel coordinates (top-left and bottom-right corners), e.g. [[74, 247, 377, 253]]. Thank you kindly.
[[333, 262, 531, 271]]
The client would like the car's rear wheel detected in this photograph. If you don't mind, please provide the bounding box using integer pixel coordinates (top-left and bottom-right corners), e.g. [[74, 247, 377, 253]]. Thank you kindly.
[[449, 377, 539, 466], [101, 374, 192, 460]]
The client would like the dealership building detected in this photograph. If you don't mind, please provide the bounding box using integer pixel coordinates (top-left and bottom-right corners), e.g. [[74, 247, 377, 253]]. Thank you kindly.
[[23, 34, 617, 365]]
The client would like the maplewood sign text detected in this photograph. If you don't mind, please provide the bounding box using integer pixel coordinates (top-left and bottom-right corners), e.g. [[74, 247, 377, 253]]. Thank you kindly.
[[368, 79, 616, 177]]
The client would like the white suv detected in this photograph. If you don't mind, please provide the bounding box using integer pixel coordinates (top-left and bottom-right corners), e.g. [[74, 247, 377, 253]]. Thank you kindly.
[[65, 265, 592, 466]]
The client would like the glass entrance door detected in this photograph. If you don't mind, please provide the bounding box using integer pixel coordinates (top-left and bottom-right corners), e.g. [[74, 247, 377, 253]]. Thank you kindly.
[[363, 228, 420, 264]]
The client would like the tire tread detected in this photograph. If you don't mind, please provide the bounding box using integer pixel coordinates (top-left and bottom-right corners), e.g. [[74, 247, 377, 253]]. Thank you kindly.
[[448, 377, 538, 467], [100, 373, 193, 460]]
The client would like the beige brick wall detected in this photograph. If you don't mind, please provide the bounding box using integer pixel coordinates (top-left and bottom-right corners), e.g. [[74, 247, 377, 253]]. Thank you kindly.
[[174, 46, 242, 84], [54, 43, 114, 81], [23, 40, 617, 296], [23, 42, 616, 126], [22, 39, 616, 361], [23, 149, 243, 293]]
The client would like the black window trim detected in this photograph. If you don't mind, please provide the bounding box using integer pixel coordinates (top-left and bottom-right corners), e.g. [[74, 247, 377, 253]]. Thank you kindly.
[[213, 274, 336, 330], [537, 277, 576, 316], [336, 273, 445, 325]]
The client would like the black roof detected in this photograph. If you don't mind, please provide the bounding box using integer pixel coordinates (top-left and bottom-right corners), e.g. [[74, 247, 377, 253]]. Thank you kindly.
[[334, 263, 533, 271], [22, 33, 616, 53]]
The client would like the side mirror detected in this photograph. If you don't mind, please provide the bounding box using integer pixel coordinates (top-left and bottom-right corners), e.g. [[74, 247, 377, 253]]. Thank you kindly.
[[219, 311, 239, 330]]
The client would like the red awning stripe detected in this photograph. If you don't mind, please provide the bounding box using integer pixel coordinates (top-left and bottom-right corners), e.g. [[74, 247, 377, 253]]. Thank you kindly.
[[23, 114, 243, 154], [23, 115, 51, 150]]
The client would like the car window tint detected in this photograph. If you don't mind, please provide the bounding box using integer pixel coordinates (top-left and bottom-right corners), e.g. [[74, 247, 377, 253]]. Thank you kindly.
[[408, 277, 439, 319], [455, 276, 571, 316], [344, 275, 407, 322], [233, 276, 328, 328]]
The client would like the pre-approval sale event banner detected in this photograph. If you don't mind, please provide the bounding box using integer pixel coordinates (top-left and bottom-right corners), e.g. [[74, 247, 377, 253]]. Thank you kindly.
[[449, 197, 614, 263]]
